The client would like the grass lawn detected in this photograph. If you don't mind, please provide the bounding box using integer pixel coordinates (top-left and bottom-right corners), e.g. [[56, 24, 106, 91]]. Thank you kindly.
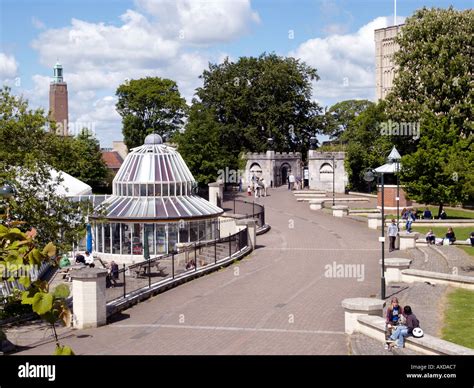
[[411, 226, 472, 241], [386, 206, 474, 220], [457, 246, 474, 257], [441, 288, 474, 349]]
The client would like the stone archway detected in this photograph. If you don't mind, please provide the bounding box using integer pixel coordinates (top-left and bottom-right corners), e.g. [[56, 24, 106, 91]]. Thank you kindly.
[[280, 163, 291, 187]]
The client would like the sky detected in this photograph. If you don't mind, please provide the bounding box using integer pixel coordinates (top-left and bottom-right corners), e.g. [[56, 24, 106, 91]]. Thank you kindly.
[[0, 0, 471, 147]]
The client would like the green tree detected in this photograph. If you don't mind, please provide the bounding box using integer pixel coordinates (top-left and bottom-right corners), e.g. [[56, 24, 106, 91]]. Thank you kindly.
[[116, 77, 187, 149], [386, 7, 474, 208], [387, 7, 473, 132], [0, 88, 89, 250], [400, 112, 473, 216], [323, 100, 374, 139], [195, 53, 321, 154], [49, 129, 108, 191], [0, 163, 89, 251], [175, 103, 239, 186], [0, 226, 74, 355], [0, 88, 108, 192], [342, 102, 393, 191]]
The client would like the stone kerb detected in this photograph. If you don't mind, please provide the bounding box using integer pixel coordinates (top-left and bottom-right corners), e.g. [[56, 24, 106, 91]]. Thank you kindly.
[[309, 199, 325, 210], [398, 232, 420, 250], [71, 267, 108, 329], [341, 298, 385, 335], [378, 257, 412, 283], [367, 214, 383, 229], [401, 269, 474, 291], [332, 205, 349, 217]]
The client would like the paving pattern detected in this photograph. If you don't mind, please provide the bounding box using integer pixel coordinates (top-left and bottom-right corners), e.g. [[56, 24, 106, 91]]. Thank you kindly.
[[13, 187, 420, 355]]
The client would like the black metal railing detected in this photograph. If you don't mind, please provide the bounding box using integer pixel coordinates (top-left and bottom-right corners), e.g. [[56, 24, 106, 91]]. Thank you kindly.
[[106, 227, 249, 303], [223, 199, 265, 227]]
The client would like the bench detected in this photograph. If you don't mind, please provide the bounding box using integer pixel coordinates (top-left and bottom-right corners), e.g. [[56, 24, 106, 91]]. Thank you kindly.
[[130, 261, 166, 278]]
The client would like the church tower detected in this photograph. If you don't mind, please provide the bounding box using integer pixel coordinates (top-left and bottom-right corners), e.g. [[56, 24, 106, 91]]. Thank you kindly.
[[49, 61, 69, 136]]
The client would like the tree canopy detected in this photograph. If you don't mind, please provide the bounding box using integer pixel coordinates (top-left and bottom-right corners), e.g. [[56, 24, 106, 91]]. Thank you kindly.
[[385, 7, 474, 208], [116, 77, 188, 149], [176, 53, 322, 185], [323, 100, 374, 140]]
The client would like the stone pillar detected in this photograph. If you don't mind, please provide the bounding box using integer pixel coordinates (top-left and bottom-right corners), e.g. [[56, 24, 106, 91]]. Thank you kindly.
[[367, 214, 383, 229], [71, 267, 108, 329], [208, 182, 224, 207], [379, 258, 412, 283], [309, 199, 324, 210], [236, 219, 257, 250], [332, 205, 349, 217], [398, 232, 419, 250], [341, 298, 385, 335]]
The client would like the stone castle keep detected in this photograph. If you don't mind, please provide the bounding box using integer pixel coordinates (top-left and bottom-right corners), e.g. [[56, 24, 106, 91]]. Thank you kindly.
[[244, 150, 347, 192]]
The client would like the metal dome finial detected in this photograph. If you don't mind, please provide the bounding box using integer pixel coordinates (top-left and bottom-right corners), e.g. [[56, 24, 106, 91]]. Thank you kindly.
[[144, 133, 163, 145]]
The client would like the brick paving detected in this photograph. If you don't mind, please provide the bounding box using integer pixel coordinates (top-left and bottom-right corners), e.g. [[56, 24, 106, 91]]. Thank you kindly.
[[14, 187, 414, 355]]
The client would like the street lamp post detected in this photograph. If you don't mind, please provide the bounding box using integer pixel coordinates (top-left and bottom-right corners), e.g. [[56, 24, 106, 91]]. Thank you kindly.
[[363, 169, 386, 300], [387, 146, 402, 231], [332, 154, 336, 206]]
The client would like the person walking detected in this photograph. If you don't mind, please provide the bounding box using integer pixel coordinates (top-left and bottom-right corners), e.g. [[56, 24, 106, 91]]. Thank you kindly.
[[387, 219, 398, 252], [289, 173, 295, 190]]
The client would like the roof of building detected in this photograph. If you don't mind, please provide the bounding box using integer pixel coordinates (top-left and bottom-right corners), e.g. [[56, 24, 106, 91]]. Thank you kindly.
[[102, 151, 123, 169], [93, 134, 223, 220]]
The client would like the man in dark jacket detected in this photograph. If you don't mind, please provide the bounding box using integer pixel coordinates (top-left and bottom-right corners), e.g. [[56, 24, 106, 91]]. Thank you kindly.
[[388, 305, 419, 348]]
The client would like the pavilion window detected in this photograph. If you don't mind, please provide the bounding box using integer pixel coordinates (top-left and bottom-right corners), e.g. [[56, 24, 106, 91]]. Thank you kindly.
[[155, 225, 166, 254], [176, 183, 181, 196], [155, 184, 161, 196], [179, 221, 189, 243], [163, 184, 169, 197], [140, 184, 146, 197], [147, 184, 154, 197], [104, 223, 111, 253], [168, 224, 178, 253], [190, 222, 198, 241], [132, 223, 143, 255], [111, 223, 120, 254], [121, 223, 132, 254], [133, 184, 140, 197], [169, 184, 175, 196], [97, 224, 103, 252]]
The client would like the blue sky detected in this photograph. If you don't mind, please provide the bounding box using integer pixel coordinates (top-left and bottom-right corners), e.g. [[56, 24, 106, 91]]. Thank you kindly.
[[0, 0, 471, 146]]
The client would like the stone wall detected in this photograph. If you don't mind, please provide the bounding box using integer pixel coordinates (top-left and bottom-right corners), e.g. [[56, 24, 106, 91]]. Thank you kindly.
[[244, 151, 302, 187], [307, 151, 347, 193]]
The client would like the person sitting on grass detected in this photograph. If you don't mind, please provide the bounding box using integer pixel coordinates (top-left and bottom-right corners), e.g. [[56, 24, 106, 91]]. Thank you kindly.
[[470, 231, 474, 247], [439, 209, 447, 219], [423, 207, 433, 219], [445, 227, 456, 245], [425, 229, 436, 244]]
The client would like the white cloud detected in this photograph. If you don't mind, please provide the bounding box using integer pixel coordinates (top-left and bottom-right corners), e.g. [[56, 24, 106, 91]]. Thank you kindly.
[[290, 16, 406, 104], [27, 1, 253, 146], [32, 16, 46, 30], [0, 53, 18, 80], [135, 0, 260, 44]]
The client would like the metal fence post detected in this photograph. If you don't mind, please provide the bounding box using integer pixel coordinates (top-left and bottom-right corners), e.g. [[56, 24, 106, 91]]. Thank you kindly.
[[252, 201, 255, 219], [229, 233, 232, 259], [194, 242, 197, 272], [233, 198, 236, 214], [123, 263, 126, 299], [172, 252, 175, 279], [148, 258, 151, 288], [214, 238, 217, 264]]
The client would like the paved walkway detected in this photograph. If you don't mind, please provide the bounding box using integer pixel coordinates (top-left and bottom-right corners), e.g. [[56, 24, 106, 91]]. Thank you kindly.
[[14, 187, 410, 355]]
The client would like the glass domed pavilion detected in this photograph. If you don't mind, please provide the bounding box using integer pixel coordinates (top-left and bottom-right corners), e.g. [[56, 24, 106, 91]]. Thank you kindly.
[[90, 134, 223, 262]]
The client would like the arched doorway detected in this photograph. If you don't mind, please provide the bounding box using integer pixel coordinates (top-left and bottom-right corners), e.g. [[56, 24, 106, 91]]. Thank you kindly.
[[280, 163, 291, 187]]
